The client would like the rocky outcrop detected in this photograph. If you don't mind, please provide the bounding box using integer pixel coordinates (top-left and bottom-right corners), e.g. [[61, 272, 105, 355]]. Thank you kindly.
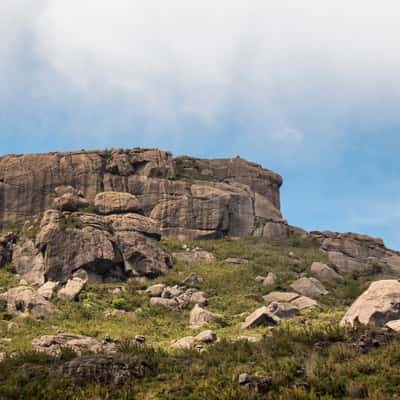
[[311, 231, 400, 275], [340, 280, 400, 327], [4, 286, 55, 319], [31, 209, 172, 283], [0, 148, 284, 240]]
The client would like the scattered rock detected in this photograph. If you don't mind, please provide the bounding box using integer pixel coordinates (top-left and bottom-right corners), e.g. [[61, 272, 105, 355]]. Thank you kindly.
[[173, 251, 216, 263], [341, 280, 400, 327], [135, 335, 146, 344], [238, 373, 271, 393], [266, 302, 299, 319], [263, 291, 299, 304], [150, 297, 179, 308], [145, 284, 166, 297], [241, 306, 280, 329], [182, 273, 203, 287], [170, 336, 196, 350], [94, 192, 142, 215], [58, 277, 86, 301], [290, 277, 328, 298], [262, 272, 277, 287], [195, 330, 217, 343], [310, 262, 342, 281], [224, 258, 249, 265], [32, 333, 116, 356], [103, 309, 135, 318], [237, 336, 262, 343], [291, 295, 319, 310], [5, 286, 55, 319], [38, 281, 60, 300], [190, 304, 221, 328]]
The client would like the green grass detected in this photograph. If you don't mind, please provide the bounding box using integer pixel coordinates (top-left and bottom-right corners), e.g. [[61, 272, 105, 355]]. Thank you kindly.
[[0, 236, 399, 398]]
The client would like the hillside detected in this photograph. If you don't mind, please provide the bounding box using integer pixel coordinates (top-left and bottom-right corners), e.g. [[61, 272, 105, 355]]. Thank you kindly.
[[0, 148, 399, 399]]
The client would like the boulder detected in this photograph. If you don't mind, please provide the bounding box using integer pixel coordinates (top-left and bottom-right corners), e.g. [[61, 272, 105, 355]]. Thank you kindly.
[[170, 336, 196, 350], [240, 306, 280, 329], [58, 277, 86, 301], [263, 291, 299, 304], [145, 284, 166, 297], [5, 286, 55, 319], [94, 192, 142, 215], [290, 277, 328, 298], [195, 330, 217, 343], [189, 304, 221, 328], [37, 281, 60, 300], [266, 302, 299, 319], [291, 296, 319, 310], [310, 262, 342, 281], [238, 373, 271, 394], [32, 333, 114, 355], [150, 297, 179, 308], [262, 272, 277, 287], [182, 273, 203, 287], [173, 251, 216, 263], [340, 280, 400, 327], [386, 320, 400, 332], [11, 240, 45, 285], [104, 213, 160, 239]]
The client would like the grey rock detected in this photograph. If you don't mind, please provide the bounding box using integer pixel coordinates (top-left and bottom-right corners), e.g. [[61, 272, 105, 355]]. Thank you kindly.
[[58, 277, 86, 301], [241, 306, 280, 329], [190, 304, 221, 328], [37, 281, 60, 300], [290, 277, 328, 298], [310, 262, 342, 281], [263, 291, 300, 304]]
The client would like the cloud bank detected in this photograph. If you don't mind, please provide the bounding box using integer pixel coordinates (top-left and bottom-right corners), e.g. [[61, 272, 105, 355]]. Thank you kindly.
[[1, 1, 400, 158]]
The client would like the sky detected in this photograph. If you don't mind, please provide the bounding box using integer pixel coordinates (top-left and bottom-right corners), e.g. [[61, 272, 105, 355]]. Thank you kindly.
[[1, 1, 400, 248]]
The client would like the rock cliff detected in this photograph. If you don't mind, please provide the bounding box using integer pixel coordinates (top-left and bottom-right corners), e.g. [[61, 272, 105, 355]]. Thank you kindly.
[[0, 148, 286, 239]]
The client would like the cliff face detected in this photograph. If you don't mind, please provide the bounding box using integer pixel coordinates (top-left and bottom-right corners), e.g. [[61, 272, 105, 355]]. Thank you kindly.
[[0, 148, 286, 239]]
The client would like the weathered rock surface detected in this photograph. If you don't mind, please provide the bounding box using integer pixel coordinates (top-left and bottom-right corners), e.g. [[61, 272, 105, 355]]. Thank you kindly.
[[189, 304, 221, 328], [195, 330, 217, 343], [340, 280, 400, 327], [32, 209, 172, 283], [241, 306, 280, 329], [0, 233, 16, 268], [290, 277, 328, 298], [266, 302, 299, 319], [53, 186, 90, 212], [311, 231, 400, 275], [94, 192, 141, 215], [291, 296, 319, 310], [0, 149, 284, 240], [173, 250, 216, 263], [5, 286, 55, 319], [32, 333, 116, 355], [58, 277, 86, 301], [310, 262, 342, 281], [263, 291, 300, 304], [37, 281, 59, 300], [386, 320, 400, 332]]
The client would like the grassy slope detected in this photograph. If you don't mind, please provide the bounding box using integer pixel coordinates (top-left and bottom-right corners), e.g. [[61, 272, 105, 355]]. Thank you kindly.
[[0, 236, 399, 399]]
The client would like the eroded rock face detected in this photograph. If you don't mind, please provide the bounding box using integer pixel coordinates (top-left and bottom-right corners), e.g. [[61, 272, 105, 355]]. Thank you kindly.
[[5, 286, 55, 319], [340, 280, 400, 327], [311, 231, 400, 275], [0, 148, 283, 240], [34, 209, 172, 283]]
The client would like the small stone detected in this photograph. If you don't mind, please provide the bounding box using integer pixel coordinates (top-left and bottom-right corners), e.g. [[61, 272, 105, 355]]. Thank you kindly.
[[224, 258, 249, 265], [241, 306, 280, 329], [145, 284, 166, 297], [135, 335, 146, 344], [262, 272, 277, 287], [150, 297, 179, 308], [170, 336, 196, 350], [189, 304, 221, 328]]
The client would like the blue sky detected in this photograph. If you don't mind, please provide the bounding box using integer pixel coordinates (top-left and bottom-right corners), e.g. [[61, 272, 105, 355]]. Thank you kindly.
[[1, 1, 400, 249]]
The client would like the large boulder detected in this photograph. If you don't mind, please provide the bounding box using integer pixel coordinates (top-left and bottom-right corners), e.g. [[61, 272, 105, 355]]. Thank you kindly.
[[310, 262, 342, 281], [94, 192, 142, 215], [341, 280, 400, 327], [241, 306, 280, 329], [290, 277, 328, 298], [11, 240, 45, 285], [189, 305, 221, 328], [5, 286, 55, 319], [58, 277, 86, 301]]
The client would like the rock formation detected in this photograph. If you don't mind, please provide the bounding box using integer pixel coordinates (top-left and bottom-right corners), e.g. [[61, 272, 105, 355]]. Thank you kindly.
[[0, 148, 286, 239]]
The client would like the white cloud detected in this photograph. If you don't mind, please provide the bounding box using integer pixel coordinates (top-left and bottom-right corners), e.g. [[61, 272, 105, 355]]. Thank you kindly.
[[1, 0, 400, 151]]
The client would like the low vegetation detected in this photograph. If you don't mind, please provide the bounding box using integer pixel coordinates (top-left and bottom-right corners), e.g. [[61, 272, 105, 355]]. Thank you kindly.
[[0, 236, 398, 399]]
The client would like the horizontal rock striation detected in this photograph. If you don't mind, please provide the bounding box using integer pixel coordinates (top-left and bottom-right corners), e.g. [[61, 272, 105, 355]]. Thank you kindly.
[[0, 148, 285, 239]]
